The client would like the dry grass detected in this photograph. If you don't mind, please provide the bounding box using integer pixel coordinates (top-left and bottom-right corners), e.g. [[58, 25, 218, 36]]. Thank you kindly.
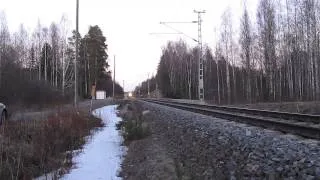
[[0, 109, 103, 179], [116, 102, 150, 144]]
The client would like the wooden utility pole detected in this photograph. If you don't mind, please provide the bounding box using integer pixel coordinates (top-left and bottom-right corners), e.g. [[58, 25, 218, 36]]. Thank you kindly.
[[113, 55, 115, 98], [123, 80, 125, 92], [147, 73, 150, 97], [74, 0, 79, 107]]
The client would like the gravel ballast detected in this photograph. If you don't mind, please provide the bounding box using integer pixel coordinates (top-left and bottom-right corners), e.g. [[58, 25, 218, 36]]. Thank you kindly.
[[138, 100, 320, 179]]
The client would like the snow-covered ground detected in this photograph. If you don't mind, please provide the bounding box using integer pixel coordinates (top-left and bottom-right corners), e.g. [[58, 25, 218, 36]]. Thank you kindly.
[[61, 105, 125, 180]]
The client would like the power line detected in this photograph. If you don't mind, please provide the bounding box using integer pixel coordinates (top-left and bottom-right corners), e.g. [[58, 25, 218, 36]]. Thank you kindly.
[[160, 21, 198, 42], [149, 32, 182, 35], [113, 55, 115, 98], [160, 21, 198, 24], [157, 10, 206, 101], [194, 10, 206, 101]]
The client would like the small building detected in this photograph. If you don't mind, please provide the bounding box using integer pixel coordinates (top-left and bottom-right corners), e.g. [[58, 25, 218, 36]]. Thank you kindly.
[[96, 90, 106, 100]]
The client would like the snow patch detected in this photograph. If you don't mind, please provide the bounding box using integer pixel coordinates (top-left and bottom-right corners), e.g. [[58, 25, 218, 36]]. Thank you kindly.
[[62, 105, 125, 180]]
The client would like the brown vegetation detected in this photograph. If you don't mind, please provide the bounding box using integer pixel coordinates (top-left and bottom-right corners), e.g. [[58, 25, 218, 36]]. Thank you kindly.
[[116, 101, 150, 144], [0, 110, 103, 179], [119, 101, 179, 180]]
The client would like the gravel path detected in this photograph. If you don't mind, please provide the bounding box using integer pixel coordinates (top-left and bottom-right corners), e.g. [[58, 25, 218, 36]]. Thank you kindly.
[[139, 100, 320, 179]]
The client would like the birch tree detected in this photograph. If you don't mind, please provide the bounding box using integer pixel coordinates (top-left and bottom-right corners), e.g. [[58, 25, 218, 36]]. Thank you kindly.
[[42, 27, 49, 81], [0, 11, 10, 88], [34, 20, 43, 81], [220, 8, 232, 103], [60, 15, 69, 94], [240, 6, 253, 102], [257, 0, 277, 101], [50, 23, 60, 87]]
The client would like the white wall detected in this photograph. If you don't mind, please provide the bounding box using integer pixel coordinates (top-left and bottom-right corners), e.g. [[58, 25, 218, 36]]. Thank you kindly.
[[96, 91, 106, 100]]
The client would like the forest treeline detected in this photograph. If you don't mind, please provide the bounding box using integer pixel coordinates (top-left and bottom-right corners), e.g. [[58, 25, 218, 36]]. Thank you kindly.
[[135, 0, 320, 104], [0, 13, 123, 105]]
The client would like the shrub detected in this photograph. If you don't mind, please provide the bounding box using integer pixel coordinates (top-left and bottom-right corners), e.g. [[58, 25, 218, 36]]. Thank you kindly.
[[0, 110, 103, 179], [117, 102, 150, 143], [0, 61, 72, 108]]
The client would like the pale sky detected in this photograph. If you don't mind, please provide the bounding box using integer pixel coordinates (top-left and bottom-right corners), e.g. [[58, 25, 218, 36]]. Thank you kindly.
[[1, 0, 258, 92]]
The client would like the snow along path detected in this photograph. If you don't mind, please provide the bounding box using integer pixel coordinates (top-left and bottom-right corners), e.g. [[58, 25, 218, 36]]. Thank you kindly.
[[62, 105, 125, 180]]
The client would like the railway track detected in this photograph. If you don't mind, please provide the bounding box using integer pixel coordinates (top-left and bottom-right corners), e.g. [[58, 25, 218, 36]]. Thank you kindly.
[[142, 99, 320, 139]]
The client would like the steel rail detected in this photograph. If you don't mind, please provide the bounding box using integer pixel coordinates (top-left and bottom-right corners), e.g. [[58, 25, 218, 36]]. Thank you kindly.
[[143, 99, 320, 139], [152, 99, 320, 124]]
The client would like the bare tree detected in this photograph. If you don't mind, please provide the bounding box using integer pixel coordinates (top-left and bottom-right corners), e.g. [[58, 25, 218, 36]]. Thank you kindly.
[[215, 43, 222, 104], [35, 19, 43, 81], [257, 0, 277, 101], [186, 52, 192, 99], [16, 24, 29, 69], [50, 22, 60, 87], [240, 5, 253, 102], [0, 11, 10, 88], [220, 8, 233, 103], [42, 27, 49, 81], [60, 15, 70, 94]]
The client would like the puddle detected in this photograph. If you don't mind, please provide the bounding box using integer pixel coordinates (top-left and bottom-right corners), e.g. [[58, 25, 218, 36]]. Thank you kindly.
[[60, 105, 125, 180]]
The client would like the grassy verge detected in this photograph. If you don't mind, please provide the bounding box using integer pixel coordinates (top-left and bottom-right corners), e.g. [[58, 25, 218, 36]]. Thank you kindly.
[[0, 109, 103, 179], [116, 101, 150, 144]]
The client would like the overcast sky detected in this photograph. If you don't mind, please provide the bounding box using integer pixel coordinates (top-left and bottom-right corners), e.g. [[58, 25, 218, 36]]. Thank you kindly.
[[1, 0, 258, 92]]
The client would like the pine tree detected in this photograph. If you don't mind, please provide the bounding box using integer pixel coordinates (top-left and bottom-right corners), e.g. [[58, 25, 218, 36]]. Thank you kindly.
[[79, 25, 110, 97]]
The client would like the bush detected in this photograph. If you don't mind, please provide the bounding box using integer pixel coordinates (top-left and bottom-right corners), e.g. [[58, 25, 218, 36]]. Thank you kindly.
[[0, 110, 103, 179], [0, 61, 72, 108], [117, 102, 150, 143], [122, 119, 149, 142]]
